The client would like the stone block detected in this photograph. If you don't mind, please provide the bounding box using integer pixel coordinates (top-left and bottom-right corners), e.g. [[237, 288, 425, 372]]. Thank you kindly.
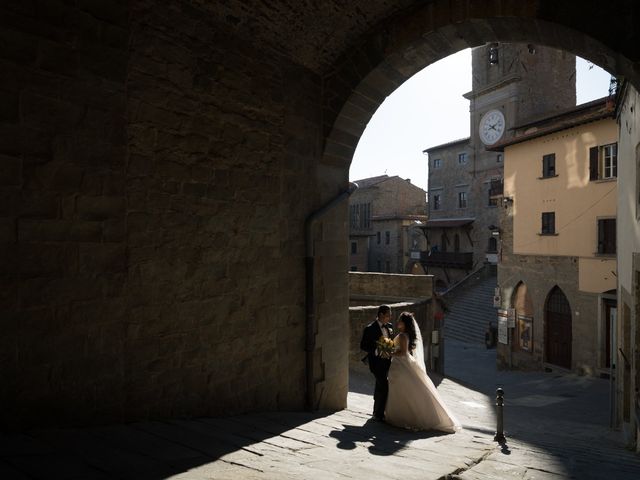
[[0, 218, 16, 242], [0, 124, 24, 156], [18, 243, 78, 278], [20, 92, 84, 132], [79, 243, 126, 274], [0, 27, 38, 65], [103, 218, 125, 242], [0, 89, 19, 123], [76, 195, 124, 220], [16, 192, 59, 219], [0, 154, 22, 186], [36, 39, 79, 77]]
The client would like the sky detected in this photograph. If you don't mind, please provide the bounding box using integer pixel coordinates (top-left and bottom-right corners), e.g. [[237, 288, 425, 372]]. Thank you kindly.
[[349, 49, 613, 192]]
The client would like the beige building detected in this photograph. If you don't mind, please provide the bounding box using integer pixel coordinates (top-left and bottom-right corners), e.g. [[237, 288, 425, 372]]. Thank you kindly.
[[348, 175, 427, 273], [494, 98, 618, 376], [615, 80, 640, 450]]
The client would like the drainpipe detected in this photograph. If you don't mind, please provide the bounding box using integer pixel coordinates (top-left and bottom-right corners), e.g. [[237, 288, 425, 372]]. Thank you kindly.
[[304, 182, 358, 411]]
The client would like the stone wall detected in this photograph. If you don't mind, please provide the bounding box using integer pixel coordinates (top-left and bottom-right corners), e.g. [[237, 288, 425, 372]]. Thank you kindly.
[[0, 0, 346, 429], [497, 206, 601, 375], [349, 271, 434, 303]]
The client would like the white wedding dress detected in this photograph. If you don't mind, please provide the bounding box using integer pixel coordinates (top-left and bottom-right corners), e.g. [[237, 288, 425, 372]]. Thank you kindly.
[[385, 320, 460, 433]]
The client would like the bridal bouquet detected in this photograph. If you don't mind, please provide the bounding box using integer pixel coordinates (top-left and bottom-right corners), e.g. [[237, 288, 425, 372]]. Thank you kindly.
[[376, 336, 396, 358]]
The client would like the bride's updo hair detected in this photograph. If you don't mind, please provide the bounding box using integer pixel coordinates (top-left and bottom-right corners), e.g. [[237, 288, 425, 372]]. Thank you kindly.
[[398, 312, 417, 353]]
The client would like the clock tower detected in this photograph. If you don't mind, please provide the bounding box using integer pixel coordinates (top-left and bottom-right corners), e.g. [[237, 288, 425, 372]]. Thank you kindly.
[[464, 42, 576, 269], [424, 43, 575, 289]]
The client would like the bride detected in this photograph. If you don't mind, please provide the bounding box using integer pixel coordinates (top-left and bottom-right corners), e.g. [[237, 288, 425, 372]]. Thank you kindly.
[[385, 311, 460, 433]]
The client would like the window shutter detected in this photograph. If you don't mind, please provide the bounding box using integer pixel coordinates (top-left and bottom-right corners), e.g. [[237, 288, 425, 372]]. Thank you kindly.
[[597, 219, 605, 254], [589, 147, 599, 181], [607, 219, 616, 254]]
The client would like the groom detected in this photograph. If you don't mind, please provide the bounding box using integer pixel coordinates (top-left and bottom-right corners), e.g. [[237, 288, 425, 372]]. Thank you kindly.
[[360, 304, 393, 421]]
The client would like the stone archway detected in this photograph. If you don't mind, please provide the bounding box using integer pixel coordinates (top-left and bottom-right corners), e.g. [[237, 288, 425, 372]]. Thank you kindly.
[[319, 1, 639, 411], [2, 0, 640, 430], [321, 2, 640, 170]]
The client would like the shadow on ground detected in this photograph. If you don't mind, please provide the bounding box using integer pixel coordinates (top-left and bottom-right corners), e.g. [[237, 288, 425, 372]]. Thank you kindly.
[[329, 418, 447, 456]]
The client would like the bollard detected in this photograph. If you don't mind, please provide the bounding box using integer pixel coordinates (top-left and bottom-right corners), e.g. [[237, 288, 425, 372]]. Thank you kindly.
[[494, 387, 506, 444]]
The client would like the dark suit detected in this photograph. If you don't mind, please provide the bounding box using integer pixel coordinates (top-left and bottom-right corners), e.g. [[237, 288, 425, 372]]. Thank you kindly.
[[360, 320, 393, 419]]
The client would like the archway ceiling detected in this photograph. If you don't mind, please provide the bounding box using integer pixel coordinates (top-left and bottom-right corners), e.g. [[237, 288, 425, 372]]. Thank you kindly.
[[191, 0, 416, 73], [191, 1, 638, 75]]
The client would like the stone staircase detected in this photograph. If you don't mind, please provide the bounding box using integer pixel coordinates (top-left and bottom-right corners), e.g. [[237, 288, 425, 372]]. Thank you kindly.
[[442, 266, 497, 344]]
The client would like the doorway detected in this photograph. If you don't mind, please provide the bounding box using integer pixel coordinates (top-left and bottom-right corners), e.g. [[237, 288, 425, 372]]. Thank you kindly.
[[545, 287, 572, 369]]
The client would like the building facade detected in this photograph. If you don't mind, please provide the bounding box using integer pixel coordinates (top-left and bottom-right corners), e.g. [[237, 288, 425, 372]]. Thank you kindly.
[[494, 98, 618, 378], [423, 43, 576, 289], [615, 80, 640, 450], [348, 175, 427, 273]]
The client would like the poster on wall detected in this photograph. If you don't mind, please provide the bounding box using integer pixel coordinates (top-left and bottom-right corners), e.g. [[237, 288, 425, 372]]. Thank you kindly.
[[518, 315, 533, 351], [498, 316, 508, 345]]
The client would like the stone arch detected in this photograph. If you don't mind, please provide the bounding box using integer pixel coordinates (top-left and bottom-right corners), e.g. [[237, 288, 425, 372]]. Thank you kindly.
[[321, 1, 640, 168], [544, 286, 573, 369]]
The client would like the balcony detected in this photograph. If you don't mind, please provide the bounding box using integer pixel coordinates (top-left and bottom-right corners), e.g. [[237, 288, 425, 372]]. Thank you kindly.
[[420, 251, 473, 270]]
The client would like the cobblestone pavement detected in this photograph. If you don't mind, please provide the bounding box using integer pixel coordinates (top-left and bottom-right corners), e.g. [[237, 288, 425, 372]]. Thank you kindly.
[[2, 340, 639, 479]]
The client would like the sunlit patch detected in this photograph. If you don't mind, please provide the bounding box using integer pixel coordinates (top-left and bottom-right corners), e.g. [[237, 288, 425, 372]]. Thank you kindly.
[[460, 401, 488, 409]]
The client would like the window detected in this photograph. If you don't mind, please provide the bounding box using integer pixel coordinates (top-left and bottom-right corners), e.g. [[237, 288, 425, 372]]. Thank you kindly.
[[488, 179, 502, 206], [376, 232, 381, 244], [433, 194, 441, 210], [602, 144, 617, 179], [385, 231, 390, 245], [541, 212, 555, 235], [497, 154, 503, 163], [488, 189, 498, 206], [458, 191, 467, 208], [597, 218, 616, 254], [433, 158, 442, 169], [351, 241, 357, 254], [590, 143, 618, 180], [458, 152, 468, 164], [488, 237, 498, 253], [349, 203, 371, 229], [542, 153, 556, 178]]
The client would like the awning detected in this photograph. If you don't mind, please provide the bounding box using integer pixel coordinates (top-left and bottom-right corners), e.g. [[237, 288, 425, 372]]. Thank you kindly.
[[423, 218, 475, 228]]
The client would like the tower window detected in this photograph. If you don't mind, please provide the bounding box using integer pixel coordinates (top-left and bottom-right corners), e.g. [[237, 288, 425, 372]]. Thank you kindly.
[[458, 191, 468, 209]]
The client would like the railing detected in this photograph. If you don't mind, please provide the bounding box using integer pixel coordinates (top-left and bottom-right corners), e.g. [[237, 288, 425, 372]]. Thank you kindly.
[[420, 251, 473, 269]]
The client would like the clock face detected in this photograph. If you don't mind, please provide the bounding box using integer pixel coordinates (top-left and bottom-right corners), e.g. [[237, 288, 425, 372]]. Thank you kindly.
[[479, 109, 505, 145]]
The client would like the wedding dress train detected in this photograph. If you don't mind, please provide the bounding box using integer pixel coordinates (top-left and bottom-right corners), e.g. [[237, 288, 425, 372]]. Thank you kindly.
[[385, 322, 460, 433]]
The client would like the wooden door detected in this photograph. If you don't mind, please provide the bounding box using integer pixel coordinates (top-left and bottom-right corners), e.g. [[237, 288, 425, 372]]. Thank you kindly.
[[545, 287, 572, 369]]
